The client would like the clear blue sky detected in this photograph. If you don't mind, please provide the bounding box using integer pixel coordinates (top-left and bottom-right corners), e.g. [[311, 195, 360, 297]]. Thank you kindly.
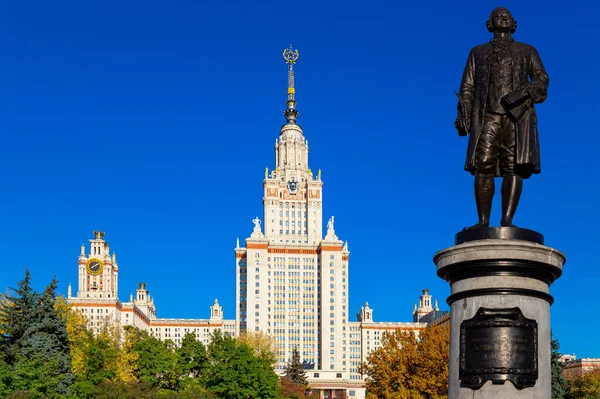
[[0, 1, 598, 357]]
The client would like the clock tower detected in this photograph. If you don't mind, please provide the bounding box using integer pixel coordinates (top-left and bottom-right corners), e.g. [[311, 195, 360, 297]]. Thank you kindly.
[[77, 230, 119, 299]]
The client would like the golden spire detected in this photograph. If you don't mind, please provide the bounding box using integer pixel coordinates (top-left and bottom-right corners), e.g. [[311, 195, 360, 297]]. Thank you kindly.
[[283, 45, 300, 124]]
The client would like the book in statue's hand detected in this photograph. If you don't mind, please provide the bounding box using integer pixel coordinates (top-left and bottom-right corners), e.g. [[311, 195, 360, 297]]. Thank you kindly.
[[501, 88, 530, 110], [502, 88, 533, 123]]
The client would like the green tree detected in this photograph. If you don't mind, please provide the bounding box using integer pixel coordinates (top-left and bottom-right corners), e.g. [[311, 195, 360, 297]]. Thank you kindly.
[[362, 324, 449, 399], [0, 353, 14, 398], [204, 330, 279, 399], [86, 330, 119, 382], [90, 380, 156, 399], [552, 336, 567, 399], [130, 328, 180, 391], [0, 271, 74, 398], [21, 278, 73, 394], [284, 348, 307, 385], [10, 354, 70, 398], [0, 269, 37, 364], [69, 324, 124, 398], [177, 332, 207, 380]]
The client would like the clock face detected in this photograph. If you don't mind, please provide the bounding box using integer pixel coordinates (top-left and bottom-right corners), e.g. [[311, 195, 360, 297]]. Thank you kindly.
[[288, 179, 298, 194], [86, 258, 103, 276]]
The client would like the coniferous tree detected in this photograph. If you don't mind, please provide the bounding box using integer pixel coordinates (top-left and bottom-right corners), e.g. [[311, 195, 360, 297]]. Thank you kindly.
[[0, 353, 13, 398], [17, 277, 74, 396], [284, 348, 307, 385], [0, 269, 37, 364], [0, 271, 75, 397], [551, 336, 567, 399]]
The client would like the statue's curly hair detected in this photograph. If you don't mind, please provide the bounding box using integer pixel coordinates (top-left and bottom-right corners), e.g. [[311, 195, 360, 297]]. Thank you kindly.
[[486, 7, 517, 34]]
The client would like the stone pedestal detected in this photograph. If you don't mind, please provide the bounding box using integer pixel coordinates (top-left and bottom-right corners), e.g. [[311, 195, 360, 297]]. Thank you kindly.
[[434, 228, 565, 399]]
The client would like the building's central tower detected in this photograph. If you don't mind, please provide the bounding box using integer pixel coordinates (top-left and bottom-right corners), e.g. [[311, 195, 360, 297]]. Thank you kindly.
[[263, 46, 323, 245], [235, 47, 350, 373]]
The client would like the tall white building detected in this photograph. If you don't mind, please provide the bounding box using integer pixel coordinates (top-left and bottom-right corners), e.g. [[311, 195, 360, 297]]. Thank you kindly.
[[235, 47, 350, 375]]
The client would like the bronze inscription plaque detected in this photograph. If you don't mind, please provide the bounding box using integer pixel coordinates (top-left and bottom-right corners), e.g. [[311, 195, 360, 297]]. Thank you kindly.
[[460, 307, 537, 390]]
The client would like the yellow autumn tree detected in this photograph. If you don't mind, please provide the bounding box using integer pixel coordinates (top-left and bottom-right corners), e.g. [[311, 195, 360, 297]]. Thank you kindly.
[[55, 296, 138, 382], [0, 292, 10, 335], [238, 330, 276, 364], [114, 324, 139, 382], [90, 316, 140, 383], [54, 294, 90, 376], [566, 368, 600, 399], [362, 324, 450, 399]]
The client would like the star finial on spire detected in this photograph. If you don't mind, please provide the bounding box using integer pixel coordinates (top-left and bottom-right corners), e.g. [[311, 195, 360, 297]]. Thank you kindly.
[[282, 45, 300, 124], [283, 44, 299, 65]]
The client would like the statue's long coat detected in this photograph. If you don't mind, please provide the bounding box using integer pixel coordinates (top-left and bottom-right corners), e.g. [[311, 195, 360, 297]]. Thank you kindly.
[[458, 40, 549, 177]]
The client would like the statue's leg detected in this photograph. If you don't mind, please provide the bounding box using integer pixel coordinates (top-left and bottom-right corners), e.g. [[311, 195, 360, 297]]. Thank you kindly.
[[500, 175, 522, 227], [465, 176, 494, 229], [500, 115, 521, 227], [464, 113, 500, 230]]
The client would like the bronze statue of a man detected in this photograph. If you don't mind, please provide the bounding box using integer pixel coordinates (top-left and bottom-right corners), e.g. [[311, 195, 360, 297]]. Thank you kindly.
[[455, 7, 549, 229]]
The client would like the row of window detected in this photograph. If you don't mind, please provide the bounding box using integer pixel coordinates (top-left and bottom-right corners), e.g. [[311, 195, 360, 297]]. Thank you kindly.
[[278, 229, 309, 235]]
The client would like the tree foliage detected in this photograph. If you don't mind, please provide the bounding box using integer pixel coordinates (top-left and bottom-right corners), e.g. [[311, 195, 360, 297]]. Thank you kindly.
[[565, 369, 600, 399], [279, 376, 306, 399], [552, 336, 568, 399], [204, 330, 279, 399], [0, 269, 37, 364], [284, 348, 307, 385], [55, 295, 90, 377], [238, 330, 276, 364], [362, 324, 450, 399], [114, 324, 139, 383], [129, 328, 180, 390], [178, 332, 207, 383], [0, 271, 74, 398], [0, 270, 308, 398]]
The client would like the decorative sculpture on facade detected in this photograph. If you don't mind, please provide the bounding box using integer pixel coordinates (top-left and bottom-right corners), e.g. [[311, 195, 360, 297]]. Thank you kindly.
[[251, 217, 263, 238]]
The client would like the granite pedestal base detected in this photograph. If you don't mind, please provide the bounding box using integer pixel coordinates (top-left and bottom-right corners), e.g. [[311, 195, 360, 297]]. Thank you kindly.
[[434, 228, 565, 399]]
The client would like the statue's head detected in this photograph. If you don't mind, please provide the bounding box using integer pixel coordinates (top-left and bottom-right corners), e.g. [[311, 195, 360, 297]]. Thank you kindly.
[[486, 7, 517, 34]]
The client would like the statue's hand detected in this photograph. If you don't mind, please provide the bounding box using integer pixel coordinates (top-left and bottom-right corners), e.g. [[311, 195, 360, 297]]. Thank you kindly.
[[454, 117, 469, 137]]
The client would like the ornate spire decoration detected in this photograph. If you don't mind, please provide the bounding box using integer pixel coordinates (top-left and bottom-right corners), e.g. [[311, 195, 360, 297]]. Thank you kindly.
[[283, 45, 300, 124], [93, 230, 105, 240]]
